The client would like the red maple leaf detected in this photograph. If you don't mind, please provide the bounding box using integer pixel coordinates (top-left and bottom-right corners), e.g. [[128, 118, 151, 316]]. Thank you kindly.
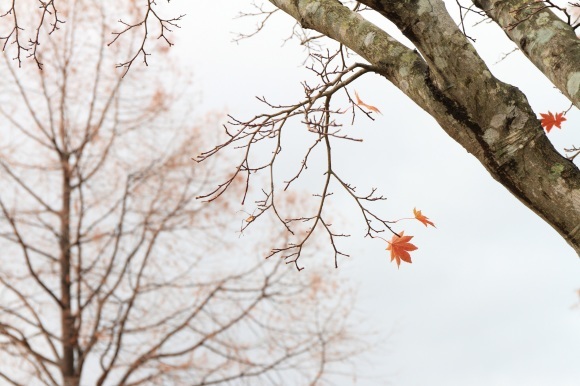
[[539, 111, 566, 133], [386, 231, 418, 268], [413, 208, 436, 227]]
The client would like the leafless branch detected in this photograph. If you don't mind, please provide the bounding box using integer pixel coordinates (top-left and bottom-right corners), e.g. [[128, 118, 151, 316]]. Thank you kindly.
[[108, 0, 184, 75], [233, 1, 280, 42], [196, 46, 401, 269]]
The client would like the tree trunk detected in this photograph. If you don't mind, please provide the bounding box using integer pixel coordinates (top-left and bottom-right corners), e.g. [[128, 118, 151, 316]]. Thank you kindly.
[[60, 153, 77, 386]]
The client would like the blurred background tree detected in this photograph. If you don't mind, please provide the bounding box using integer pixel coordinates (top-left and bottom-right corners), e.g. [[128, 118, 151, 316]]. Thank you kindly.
[[0, 2, 367, 385]]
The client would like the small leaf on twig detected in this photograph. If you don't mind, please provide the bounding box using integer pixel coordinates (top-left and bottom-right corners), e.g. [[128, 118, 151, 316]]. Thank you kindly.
[[386, 231, 418, 268], [354, 90, 382, 114], [413, 208, 436, 227]]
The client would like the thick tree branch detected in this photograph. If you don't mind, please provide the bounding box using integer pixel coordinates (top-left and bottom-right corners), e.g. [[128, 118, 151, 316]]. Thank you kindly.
[[473, 0, 580, 108], [270, 0, 580, 254]]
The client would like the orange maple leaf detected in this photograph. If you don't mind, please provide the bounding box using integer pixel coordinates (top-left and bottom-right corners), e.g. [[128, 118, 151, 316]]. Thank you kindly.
[[354, 90, 382, 114], [386, 231, 418, 268], [539, 111, 566, 133], [413, 208, 436, 227]]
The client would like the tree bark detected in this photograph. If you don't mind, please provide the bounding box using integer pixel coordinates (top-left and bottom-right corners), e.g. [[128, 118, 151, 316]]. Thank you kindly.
[[58, 69, 77, 383], [60, 152, 77, 386], [473, 0, 580, 108], [269, 0, 580, 254]]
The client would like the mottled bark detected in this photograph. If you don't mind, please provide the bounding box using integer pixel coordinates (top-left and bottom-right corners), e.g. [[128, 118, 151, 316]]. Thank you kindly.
[[270, 0, 580, 254], [473, 0, 580, 108]]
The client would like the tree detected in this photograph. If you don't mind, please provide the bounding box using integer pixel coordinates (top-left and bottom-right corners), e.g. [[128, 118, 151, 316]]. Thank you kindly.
[[0, 2, 366, 385], [4, 2, 579, 267], [192, 0, 580, 267], [79, 0, 580, 268]]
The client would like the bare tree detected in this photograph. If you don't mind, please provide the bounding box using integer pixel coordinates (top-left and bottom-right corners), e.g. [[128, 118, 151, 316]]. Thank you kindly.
[[0, 0, 181, 72], [0, 2, 367, 385]]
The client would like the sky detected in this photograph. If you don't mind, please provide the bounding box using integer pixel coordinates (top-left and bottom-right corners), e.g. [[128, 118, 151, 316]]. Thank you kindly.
[[168, 1, 580, 385]]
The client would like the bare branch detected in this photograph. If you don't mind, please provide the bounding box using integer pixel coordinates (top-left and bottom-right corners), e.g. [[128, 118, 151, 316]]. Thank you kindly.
[[196, 46, 400, 269], [108, 0, 184, 75]]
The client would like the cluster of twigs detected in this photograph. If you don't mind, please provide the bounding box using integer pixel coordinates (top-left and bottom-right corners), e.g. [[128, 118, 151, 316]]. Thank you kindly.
[[0, 0, 182, 72], [196, 46, 396, 270], [0, 0, 63, 68], [109, 0, 184, 75], [565, 146, 580, 160]]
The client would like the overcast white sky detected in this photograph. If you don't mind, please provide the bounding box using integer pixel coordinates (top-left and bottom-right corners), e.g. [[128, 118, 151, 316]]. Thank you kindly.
[[170, 1, 580, 385]]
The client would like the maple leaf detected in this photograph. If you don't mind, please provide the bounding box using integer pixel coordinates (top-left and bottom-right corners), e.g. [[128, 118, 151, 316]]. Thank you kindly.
[[539, 111, 567, 133], [413, 208, 436, 227], [386, 231, 418, 268], [354, 90, 382, 114]]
